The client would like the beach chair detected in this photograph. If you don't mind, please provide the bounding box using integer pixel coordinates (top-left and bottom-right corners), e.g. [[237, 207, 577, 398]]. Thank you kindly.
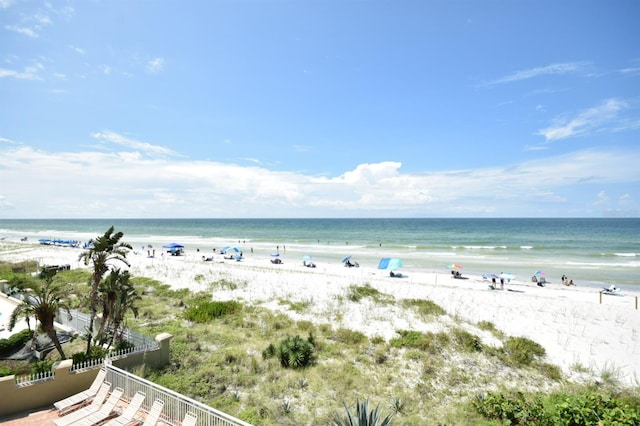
[[54, 382, 110, 426], [182, 412, 198, 426], [71, 387, 124, 426], [54, 368, 107, 413], [102, 391, 146, 426], [139, 399, 164, 426]]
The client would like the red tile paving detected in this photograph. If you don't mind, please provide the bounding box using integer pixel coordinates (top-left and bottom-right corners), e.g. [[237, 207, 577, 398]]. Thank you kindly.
[[0, 407, 57, 426]]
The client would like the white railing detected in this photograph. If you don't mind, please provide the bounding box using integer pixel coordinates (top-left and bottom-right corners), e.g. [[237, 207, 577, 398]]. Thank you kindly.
[[105, 364, 253, 426], [14, 370, 55, 387]]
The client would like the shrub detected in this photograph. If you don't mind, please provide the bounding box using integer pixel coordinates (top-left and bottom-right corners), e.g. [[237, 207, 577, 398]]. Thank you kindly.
[[472, 391, 547, 424], [346, 285, 394, 304], [0, 329, 34, 356], [31, 360, 54, 375], [402, 299, 446, 317], [265, 334, 316, 369], [452, 328, 483, 352], [390, 330, 448, 354], [335, 328, 367, 345], [550, 392, 640, 425], [184, 300, 241, 323], [501, 336, 545, 366]]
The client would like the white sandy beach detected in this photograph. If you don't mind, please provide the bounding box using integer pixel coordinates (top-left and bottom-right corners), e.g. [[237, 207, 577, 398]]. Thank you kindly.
[[1, 242, 639, 387]]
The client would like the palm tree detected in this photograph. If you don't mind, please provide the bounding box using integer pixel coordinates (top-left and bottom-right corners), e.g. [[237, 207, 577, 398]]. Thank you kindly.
[[8, 269, 72, 359], [79, 226, 131, 354], [107, 270, 140, 349], [96, 268, 139, 348]]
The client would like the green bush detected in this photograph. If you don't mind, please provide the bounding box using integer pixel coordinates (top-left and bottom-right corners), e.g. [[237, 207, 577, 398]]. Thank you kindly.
[[472, 391, 547, 424], [402, 299, 446, 317], [452, 328, 483, 352], [390, 330, 449, 354], [71, 345, 110, 364], [335, 328, 367, 345], [264, 334, 316, 369], [473, 390, 640, 425], [550, 392, 640, 425], [31, 360, 54, 375], [346, 285, 394, 304], [501, 336, 545, 366], [0, 366, 14, 377], [0, 329, 34, 356], [184, 300, 241, 323]]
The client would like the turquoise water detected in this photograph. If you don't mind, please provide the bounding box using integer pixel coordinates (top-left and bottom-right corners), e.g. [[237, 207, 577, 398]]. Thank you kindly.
[[1, 218, 638, 288]]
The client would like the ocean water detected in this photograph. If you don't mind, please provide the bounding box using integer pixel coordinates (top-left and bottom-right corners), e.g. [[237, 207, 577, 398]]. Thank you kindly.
[[0, 218, 638, 289]]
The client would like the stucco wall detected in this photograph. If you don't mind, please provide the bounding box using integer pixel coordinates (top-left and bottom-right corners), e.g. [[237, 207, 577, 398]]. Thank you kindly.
[[0, 333, 172, 419]]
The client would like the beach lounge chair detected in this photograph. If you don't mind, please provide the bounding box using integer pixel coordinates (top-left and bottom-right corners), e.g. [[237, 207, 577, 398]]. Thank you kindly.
[[139, 400, 164, 426], [102, 391, 146, 426], [601, 284, 622, 295], [182, 412, 198, 426], [70, 387, 124, 426], [54, 382, 110, 426], [54, 368, 107, 413]]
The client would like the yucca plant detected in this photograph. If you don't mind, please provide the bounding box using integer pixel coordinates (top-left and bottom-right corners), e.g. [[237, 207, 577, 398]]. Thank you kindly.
[[332, 398, 394, 426]]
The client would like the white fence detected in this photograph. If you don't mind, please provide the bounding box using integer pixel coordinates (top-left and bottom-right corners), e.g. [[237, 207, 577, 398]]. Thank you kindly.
[[105, 363, 253, 426]]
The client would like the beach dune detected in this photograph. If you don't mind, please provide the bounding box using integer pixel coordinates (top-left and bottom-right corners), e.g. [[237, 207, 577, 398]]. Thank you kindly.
[[1, 243, 639, 387]]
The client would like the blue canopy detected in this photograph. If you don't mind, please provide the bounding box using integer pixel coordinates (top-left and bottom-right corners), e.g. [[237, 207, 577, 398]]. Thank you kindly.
[[378, 258, 403, 271], [220, 246, 241, 254], [162, 243, 184, 249]]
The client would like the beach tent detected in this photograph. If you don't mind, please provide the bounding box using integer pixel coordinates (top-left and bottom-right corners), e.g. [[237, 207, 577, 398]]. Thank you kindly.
[[220, 246, 241, 254], [162, 243, 184, 249], [378, 258, 403, 271]]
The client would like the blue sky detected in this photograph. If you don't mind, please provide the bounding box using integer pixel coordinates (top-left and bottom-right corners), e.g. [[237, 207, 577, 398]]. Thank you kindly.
[[1, 0, 639, 218]]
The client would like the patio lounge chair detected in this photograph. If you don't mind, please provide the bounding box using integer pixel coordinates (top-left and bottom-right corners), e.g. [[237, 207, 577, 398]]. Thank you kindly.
[[102, 391, 146, 426], [139, 399, 165, 426], [182, 412, 198, 426], [54, 369, 107, 413], [70, 387, 124, 426], [54, 382, 110, 426]]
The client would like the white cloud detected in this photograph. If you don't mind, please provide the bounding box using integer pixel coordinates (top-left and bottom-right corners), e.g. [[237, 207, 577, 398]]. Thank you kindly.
[[0, 136, 18, 144], [0, 66, 41, 80], [5, 25, 39, 38], [68, 45, 86, 55], [0, 0, 15, 9], [0, 141, 637, 218], [91, 130, 180, 158], [483, 62, 586, 86], [537, 98, 627, 142], [146, 57, 165, 73]]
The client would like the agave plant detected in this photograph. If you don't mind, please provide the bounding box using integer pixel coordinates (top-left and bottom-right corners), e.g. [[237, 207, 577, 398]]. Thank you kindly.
[[332, 398, 394, 426]]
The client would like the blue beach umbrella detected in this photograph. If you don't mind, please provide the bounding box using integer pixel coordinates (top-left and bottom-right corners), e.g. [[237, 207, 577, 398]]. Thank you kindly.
[[302, 254, 313, 261], [270, 253, 280, 257], [341, 255, 352, 263], [378, 258, 403, 271]]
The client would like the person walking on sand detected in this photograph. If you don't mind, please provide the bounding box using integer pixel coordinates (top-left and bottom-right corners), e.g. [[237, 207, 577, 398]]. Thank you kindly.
[[499, 273, 504, 290]]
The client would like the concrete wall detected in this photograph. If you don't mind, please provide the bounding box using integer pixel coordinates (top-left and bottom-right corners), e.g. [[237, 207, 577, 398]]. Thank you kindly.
[[0, 333, 172, 419]]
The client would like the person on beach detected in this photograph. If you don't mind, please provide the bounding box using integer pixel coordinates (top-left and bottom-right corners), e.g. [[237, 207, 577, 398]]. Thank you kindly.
[[499, 274, 504, 290]]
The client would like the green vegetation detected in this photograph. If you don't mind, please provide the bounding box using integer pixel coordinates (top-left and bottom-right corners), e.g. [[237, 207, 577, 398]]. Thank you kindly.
[[346, 284, 394, 304], [2, 244, 640, 425], [332, 398, 394, 426], [184, 300, 241, 323], [0, 329, 34, 356], [472, 389, 640, 425]]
